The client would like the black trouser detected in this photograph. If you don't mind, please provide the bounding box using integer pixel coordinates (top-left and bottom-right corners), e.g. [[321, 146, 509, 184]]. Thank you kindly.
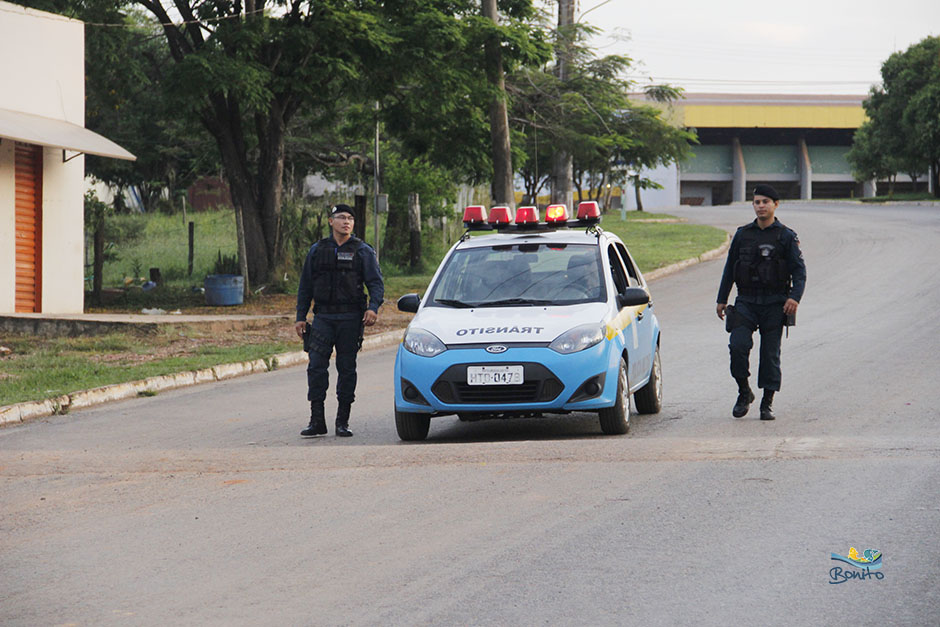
[[306, 313, 362, 405], [728, 299, 785, 391]]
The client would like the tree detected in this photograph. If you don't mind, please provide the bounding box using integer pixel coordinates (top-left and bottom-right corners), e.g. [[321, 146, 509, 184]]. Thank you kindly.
[[611, 93, 695, 211], [852, 36, 940, 197], [12, 0, 216, 212], [509, 22, 693, 211], [133, 0, 394, 288]]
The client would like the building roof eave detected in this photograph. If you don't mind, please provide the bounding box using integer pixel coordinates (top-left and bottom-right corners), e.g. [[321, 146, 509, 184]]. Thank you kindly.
[[0, 107, 136, 161]]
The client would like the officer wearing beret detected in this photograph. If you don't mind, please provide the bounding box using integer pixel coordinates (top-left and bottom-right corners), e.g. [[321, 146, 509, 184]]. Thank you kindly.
[[295, 204, 384, 437], [716, 184, 806, 420]]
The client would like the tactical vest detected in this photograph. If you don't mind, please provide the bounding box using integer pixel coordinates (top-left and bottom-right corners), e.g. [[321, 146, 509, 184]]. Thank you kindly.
[[733, 226, 790, 294], [312, 237, 367, 314]]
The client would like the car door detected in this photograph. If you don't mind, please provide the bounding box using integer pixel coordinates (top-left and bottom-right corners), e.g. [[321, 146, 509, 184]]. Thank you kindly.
[[609, 243, 654, 386]]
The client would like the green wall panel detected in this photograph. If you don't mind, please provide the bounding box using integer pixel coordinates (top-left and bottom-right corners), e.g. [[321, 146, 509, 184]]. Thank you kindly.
[[681, 144, 732, 174]]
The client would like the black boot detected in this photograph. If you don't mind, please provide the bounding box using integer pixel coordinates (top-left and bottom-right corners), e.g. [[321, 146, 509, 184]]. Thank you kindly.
[[760, 390, 776, 421], [301, 402, 328, 436], [732, 378, 755, 418], [335, 403, 353, 437]]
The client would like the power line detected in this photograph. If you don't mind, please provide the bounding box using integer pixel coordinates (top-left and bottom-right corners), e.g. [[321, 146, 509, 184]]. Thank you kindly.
[[0, 4, 264, 28]]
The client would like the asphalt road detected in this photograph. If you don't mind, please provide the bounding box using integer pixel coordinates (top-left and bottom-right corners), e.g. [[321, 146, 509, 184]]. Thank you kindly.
[[2, 202, 938, 625]]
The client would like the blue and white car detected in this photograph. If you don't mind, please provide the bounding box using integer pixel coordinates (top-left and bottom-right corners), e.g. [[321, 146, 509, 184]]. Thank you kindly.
[[393, 203, 662, 440]]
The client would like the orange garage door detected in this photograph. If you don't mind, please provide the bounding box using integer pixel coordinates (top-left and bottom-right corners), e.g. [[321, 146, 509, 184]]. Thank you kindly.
[[14, 142, 42, 313]]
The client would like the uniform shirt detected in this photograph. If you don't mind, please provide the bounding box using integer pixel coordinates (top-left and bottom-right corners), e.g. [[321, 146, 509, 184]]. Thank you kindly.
[[716, 218, 806, 305], [296, 236, 385, 322]]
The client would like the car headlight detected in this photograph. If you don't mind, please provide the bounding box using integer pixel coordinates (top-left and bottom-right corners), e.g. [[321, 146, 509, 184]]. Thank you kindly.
[[549, 323, 604, 354], [403, 327, 447, 357]]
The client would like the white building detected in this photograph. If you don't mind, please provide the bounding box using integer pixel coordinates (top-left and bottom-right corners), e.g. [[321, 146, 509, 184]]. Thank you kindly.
[[0, 1, 134, 314]]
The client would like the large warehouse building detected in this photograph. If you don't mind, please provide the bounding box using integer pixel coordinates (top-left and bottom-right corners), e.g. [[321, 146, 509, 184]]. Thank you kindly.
[[622, 92, 925, 208]]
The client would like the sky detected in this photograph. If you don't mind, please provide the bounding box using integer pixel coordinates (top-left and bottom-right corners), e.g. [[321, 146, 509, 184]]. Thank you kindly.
[[563, 0, 940, 95]]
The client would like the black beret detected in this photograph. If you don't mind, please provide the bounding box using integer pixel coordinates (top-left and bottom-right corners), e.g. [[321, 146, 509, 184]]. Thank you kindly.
[[330, 204, 355, 217], [752, 184, 779, 201]]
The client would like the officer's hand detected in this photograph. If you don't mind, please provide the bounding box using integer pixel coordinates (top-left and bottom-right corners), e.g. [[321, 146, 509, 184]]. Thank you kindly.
[[716, 303, 727, 320], [363, 309, 378, 327], [783, 298, 799, 316], [294, 320, 307, 338]]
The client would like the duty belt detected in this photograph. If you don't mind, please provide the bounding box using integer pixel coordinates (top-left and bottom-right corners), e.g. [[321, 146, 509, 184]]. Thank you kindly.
[[314, 303, 364, 314]]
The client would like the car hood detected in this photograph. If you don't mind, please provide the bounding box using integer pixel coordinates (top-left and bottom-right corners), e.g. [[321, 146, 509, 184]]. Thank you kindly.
[[410, 302, 610, 344]]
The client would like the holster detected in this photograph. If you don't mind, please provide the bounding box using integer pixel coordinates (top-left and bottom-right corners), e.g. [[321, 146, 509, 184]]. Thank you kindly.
[[724, 305, 739, 333], [301, 322, 313, 352]]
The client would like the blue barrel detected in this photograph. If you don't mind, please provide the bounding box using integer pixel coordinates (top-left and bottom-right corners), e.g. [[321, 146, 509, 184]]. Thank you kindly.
[[204, 274, 244, 306]]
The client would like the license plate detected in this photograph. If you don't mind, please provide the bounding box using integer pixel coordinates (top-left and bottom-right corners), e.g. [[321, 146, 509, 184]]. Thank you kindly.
[[466, 365, 524, 386]]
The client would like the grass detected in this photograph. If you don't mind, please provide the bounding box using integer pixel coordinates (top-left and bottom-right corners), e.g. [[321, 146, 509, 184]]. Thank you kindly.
[[857, 192, 939, 203], [0, 329, 295, 407], [99, 210, 237, 288]]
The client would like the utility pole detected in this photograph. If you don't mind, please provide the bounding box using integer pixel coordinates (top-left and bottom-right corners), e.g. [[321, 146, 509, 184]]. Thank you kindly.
[[551, 0, 575, 208]]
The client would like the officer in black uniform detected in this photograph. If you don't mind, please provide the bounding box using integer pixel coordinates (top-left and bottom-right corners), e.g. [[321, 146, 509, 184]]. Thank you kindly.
[[716, 184, 806, 420], [295, 204, 384, 437]]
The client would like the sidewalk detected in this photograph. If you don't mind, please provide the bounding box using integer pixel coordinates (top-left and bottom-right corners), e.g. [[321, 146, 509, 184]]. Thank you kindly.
[[1, 233, 730, 427]]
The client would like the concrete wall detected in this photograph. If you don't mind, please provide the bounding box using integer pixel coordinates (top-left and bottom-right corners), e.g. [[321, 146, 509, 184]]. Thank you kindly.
[[0, 2, 86, 313], [0, 140, 14, 312]]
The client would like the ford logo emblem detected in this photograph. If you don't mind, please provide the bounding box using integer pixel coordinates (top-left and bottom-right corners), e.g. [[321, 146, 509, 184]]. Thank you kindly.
[[485, 345, 508, 354]]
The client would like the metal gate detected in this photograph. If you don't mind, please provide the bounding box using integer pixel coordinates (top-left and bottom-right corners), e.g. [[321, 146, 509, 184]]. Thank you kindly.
[[14, 142, 42, 313]]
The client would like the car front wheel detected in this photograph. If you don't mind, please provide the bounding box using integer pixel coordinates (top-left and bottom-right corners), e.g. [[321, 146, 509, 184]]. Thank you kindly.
[[598, 357, 630, 435], [395, 409, 431, 441]]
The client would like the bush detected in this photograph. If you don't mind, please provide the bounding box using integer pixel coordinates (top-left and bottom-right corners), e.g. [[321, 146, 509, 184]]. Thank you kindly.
[[211, 250, 240, 275]]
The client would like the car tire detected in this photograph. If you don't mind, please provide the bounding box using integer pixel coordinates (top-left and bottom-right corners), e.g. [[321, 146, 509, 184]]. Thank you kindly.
[[634, 344, 662, 414], [395, 409, 431, 441], [598, 357, 630, 435]]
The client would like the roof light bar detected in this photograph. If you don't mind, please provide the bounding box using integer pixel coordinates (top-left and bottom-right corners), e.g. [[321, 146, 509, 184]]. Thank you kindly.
[[488, 205, 514, 226], [545, 204, 569, 223], [462, 205, 487, 225], [515, 205, 540, 225], [576, 201, 601, 223]]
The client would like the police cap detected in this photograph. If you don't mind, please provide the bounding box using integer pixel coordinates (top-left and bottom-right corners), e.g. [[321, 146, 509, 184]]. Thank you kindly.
[[752, 184, 780, 201], [330, 204, 355, 218]]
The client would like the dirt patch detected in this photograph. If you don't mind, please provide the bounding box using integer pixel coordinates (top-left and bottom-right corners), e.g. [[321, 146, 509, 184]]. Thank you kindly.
[[79, 292, 413, 366]]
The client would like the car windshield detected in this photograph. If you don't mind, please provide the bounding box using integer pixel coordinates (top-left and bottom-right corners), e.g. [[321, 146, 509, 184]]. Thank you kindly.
[[427, 243, 606, 307]]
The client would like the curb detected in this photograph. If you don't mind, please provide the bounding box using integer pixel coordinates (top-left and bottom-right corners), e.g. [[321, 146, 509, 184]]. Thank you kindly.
[[644, 231, 731, 282], [0, 329, 403, 427], [2, 236, 732, 428]]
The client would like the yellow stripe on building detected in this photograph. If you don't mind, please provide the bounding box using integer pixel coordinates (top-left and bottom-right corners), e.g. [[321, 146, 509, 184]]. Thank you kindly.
[[682, 104, 867, 129]]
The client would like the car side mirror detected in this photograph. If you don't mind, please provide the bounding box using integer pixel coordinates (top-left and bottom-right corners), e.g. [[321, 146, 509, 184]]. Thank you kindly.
[[397, 293, 421, 313], [617, 287, 649, 308]]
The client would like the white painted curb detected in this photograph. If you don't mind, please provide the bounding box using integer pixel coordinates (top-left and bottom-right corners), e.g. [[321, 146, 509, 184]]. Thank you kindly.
[[0, 329, 404, 426]]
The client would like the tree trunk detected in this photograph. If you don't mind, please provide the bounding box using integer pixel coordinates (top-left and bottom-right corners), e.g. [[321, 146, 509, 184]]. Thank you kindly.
[[634, 175, 644, 211], [408, 193, 421, 271], [481, 0, 514, 207], [551, 0, 575, 207], [204, 93, 290, 289]]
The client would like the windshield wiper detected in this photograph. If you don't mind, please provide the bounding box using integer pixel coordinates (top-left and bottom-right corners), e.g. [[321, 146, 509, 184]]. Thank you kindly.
[[434, 298, 476, 308], [478, 298, 553, 307]]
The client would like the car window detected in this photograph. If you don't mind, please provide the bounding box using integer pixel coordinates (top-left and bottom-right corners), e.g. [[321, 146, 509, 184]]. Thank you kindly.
[[607, 244, 630, 295], [427, 243, 606, 306], [615, 243, 640, 287]]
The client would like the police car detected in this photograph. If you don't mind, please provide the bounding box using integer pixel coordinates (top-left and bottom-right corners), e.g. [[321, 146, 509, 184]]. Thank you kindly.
[[393, 201, 662, 440]]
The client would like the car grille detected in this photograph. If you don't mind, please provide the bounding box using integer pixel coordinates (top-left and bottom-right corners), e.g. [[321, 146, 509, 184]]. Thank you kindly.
[[431, 363, 563, 404]]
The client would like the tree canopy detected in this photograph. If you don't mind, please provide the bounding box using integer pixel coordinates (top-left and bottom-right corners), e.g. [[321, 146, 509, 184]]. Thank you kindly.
[[849, 36, 940, 196]]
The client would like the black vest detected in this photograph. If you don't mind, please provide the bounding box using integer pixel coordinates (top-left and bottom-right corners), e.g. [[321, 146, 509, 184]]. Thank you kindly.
[[312, 237, 367, 313], [733, 226, 789, 294]]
